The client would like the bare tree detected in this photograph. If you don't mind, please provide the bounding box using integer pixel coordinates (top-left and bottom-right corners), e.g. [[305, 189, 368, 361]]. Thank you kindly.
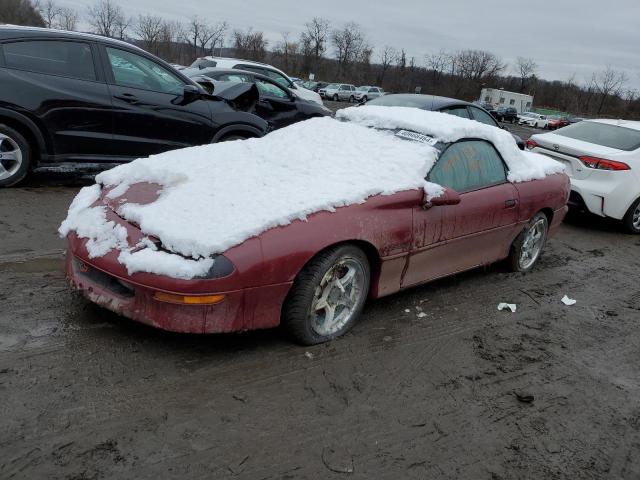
[[425, 49, 452, 86], [300, 17, 329, 71], [86, 0, 125, 38], [377, 46, 397, 84], [232, 27, 268, 61], [197, 21, 228, 56], [37, 0, 60, 28], [134, 14, 163, 55], [274, 32, 299, 73], [516, 56, 537, 92], [331, 22, 368, 78], [57, 6, 78, 30], [592, 66, 628, 114]]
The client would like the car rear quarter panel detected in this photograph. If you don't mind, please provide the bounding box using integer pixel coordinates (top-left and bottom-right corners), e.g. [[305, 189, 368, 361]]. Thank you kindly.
[[513, 173, 570, 229]]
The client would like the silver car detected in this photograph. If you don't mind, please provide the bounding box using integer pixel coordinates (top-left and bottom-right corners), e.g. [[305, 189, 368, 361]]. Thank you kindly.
[[320, 83, 357, 102], [354, 86, 384, 103]]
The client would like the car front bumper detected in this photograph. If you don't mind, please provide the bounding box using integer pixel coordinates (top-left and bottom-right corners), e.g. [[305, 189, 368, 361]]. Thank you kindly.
[[65, 237, 292, 334]]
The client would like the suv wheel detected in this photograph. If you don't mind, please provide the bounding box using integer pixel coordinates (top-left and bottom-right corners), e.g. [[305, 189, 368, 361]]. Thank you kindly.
[[333, 94, 339, 102], [349, 95, 355, 103], [0, 125, 31, 187]]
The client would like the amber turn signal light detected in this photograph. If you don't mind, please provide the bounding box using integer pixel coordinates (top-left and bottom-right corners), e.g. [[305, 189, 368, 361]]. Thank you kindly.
[[153, 292, 225, 305]]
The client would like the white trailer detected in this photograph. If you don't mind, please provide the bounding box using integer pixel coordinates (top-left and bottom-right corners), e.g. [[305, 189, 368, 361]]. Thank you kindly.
[[480, 88, 533, 113]]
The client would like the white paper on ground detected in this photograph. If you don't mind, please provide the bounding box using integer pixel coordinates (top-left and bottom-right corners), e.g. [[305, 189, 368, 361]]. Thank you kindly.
[[498, 303, 517, 313], [561, 295, 577, 306]]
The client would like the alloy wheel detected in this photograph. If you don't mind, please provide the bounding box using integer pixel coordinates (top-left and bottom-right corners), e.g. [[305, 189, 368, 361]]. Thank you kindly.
[[0, 133, 23, 181], [309, 257, 366, 336], [633, 204, 640, 230], [519, 217, 547, 270]]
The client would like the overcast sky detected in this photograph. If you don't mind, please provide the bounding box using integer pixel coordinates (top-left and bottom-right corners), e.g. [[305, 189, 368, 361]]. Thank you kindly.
[[63, 0, 640, 88]]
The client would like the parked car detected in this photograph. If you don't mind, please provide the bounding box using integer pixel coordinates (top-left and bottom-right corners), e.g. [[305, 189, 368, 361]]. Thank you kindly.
[[547, 115, 570, 130], [320, 84, 357, 102], [62, 106, 568, 344], [528, 119, 640, 233], [182, 67, 332, 130], [367, 94, 525, 149], [302, 81, 329, 92], [518, 112, 548, 129], [495, 106, 518, 123], [354, 86, 384, 103], [190, 56, 323, 105], [0, 26, 268, 187]]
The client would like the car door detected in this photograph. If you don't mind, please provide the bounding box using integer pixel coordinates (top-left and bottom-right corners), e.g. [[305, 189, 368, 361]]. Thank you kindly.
[[253, 77, 299, 129], [403, 139, 520, 287], [0, 38, 114, 159], [102, 46, 215, 158]]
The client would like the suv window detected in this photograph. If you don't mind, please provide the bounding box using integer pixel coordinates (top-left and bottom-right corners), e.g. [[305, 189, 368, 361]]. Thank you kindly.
[[216, 72, 252, 83], [3, 40, 96, 81], [255, 78, 289, 99], [469, 106, 498, 127], [428, 140, 507, 193], [106, 47, 185, 94], [340, 85, 348, 90], [191, 58, 217, 69]]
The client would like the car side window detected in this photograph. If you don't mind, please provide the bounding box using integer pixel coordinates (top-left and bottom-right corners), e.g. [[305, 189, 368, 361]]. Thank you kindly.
[[255, 78, 289, 99], [3, 40, 96, 81], [441, 106, 471, 119], [469, 106, 498, 126], [428, 140, 507, 193], [218, 73, 252, 83], [238, 65, 292, 89], [106, 47, 184, 94]]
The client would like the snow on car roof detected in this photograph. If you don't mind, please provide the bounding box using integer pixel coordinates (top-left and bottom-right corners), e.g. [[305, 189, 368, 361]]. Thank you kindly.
[[60, 107, 563, 279]]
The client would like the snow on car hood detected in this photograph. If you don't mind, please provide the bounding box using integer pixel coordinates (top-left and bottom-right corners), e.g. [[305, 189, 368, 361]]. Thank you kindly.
[[60, 106, 563, 280]]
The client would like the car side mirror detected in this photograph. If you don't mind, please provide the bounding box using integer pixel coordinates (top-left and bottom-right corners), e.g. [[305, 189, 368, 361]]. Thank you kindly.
[[423, 188, 461, 209], [194, 78, 215, 95], [183, 84, 201, 102]]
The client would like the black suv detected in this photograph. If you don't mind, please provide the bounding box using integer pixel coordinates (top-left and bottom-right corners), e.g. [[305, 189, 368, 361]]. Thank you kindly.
[[0, 26, 268, 186], [494, 106, 518, 123]]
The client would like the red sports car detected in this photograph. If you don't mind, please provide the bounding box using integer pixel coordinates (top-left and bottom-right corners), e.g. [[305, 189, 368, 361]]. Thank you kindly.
[[61, 107, 569, 344]]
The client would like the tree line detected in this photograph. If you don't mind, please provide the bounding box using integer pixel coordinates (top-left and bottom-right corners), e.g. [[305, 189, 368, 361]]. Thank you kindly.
[[1, 0, 638, 118]]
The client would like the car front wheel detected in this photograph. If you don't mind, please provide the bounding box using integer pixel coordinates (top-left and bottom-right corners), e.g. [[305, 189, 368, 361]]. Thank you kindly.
[[282, 245, 370, 345], [0, 125, 31, 187], [333, 94, 339, 101], [508, 212, 548, 272], [623, 197, 640, 234]]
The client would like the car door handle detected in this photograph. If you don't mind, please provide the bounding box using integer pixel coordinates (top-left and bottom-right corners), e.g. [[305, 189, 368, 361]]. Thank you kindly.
[[504, 199, 517, 208], [114, 93, 138, 103]]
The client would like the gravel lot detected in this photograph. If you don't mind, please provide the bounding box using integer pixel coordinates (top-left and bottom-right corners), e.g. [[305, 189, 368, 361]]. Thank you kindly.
[[2, 142, 640, 479]]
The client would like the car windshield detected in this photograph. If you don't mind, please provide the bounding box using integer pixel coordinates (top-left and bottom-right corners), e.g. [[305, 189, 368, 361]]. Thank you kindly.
[[555, 121, 640, 151]]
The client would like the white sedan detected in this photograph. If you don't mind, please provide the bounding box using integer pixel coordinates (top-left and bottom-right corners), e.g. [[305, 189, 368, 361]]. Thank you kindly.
[[528, 119, 640, 233], [518, 112, 548, 129]]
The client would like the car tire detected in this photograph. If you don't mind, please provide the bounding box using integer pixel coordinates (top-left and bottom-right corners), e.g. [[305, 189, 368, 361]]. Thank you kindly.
[[349, 95, 355, 103], [362, 96, 368, 103], [0, 124, 31, 187], [333, 94, 339, 102], [508, 212, 549, 273], [622, 197, 640, 234], [281, 244, 370, 345]]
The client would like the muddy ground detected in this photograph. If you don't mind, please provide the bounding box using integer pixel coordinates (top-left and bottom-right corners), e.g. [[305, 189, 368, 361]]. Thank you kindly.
[[2, 171, 640, 479]]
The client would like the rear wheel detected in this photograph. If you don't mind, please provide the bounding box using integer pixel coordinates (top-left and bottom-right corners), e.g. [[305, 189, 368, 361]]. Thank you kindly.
[[508, 212, 549, 272], [333, 94, 339, 101], [623, 198, 640, 234], [282, 245, 370, 345], [0, 124, 31, 187]]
